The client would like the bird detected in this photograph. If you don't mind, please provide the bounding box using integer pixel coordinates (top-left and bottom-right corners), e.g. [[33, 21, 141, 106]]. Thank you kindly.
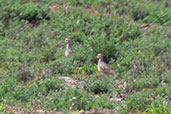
[[65, 38, 72, 56], [97, 53, 115, 75]]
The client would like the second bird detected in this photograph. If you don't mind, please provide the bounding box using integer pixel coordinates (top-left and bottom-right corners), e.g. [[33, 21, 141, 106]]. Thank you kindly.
[[65, 38, 72, 56]]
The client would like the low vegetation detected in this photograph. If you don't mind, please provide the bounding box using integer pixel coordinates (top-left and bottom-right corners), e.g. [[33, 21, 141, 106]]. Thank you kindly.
[[0, 0, 171, 113]]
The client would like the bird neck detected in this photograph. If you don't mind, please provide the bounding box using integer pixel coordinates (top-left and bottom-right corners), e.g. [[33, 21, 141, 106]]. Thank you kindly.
[[66, 44, 71, 49], [98, 58, 103, 64]]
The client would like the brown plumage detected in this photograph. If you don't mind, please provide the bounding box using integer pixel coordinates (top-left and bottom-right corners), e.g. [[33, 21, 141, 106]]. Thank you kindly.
[[65, 38, 72, 56], [97, 53, 115, 75]]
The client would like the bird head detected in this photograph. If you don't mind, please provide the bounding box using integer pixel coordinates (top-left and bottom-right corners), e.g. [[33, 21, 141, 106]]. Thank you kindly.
[[65, 38, 70, 44], [97, 53, 103, 59]]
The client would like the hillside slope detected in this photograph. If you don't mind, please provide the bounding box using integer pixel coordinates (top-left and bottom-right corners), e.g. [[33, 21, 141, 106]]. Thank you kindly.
[[0, 0, 171, 113]]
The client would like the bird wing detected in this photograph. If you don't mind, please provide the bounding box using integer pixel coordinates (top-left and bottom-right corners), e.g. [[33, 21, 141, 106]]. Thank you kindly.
[[100, 62, 111, 72], [99, 62, 114, 75]]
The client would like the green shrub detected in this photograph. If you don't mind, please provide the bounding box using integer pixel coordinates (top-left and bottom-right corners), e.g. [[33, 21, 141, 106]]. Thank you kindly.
[[85, 79, 112, 94], [34, 88, 115, 110], [130, 1, 171, 24], [130, 3, 149, 21], [16, 2, 50, 23], [24, 78, 65, 97], [119, 83, 171, 113], [146, 103, 171, 114], [0, 0, 50, 23], [0, 103, 7, 114]]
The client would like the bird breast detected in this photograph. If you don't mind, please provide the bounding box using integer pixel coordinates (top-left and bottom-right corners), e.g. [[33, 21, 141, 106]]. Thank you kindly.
[[98, 64, 102, 72], [65, 49, 72, 56]]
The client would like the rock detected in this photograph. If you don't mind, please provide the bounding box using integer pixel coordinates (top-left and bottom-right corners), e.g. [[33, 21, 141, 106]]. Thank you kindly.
[[57, 76, 86, 88]]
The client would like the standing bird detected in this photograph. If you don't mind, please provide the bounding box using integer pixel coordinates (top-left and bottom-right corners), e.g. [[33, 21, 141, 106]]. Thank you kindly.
[[97, 53, 115, 75], [65, 38, 72, 56]]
